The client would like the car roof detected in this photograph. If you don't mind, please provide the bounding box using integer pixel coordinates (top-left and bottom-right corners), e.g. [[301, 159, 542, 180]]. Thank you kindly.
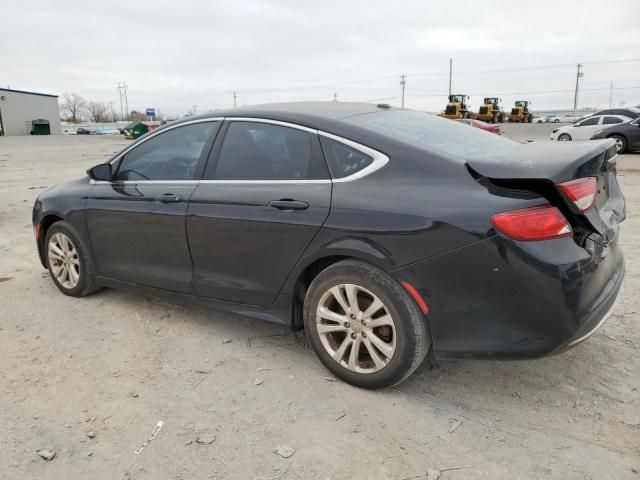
[[179, 102, 394, 129]]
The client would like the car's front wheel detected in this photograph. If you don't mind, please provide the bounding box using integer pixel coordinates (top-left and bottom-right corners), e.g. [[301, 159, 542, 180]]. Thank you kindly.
[[558, 133, 572, 141], [45, 222, 100, 297], [303, 260, 429, 389]]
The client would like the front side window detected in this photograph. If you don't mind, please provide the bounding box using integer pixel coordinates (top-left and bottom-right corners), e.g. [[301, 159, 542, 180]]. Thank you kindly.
[[212, 121, 328, 180], [603, 116, 623, 125], [114, 122, 219, 181]]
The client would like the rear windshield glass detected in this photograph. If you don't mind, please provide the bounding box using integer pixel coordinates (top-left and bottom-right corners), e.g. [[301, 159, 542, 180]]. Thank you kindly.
[[344, 109, 516, 158]]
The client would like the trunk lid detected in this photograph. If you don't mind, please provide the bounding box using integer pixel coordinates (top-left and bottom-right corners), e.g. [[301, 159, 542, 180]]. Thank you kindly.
[[467, 139, 625, 256], [467, 140, 616, 183]]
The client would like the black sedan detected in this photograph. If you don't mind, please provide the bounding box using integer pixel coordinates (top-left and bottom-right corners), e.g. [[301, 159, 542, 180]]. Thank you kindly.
[[33, 102, 625, 388], [590, 117, 640, 153]]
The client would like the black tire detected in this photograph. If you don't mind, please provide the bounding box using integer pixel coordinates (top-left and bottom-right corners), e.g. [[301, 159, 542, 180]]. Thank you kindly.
[[609, 135, 627, 154], [527, 114, 533, 123], [558, 133, 572, 141], [491, 112, 498, 124], [303, 260, 430, 389], [44, 221, 101, 297]]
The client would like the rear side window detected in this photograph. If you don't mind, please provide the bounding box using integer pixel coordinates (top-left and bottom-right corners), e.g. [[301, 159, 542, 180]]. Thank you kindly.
[[319, 136, 372, 179], [344, 109, 515, 158], [603, 116, 623, 125], [210, 122, 328, 180]]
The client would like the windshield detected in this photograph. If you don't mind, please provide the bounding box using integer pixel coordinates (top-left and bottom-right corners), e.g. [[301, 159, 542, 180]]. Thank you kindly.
[[345, 109, 516, 158]]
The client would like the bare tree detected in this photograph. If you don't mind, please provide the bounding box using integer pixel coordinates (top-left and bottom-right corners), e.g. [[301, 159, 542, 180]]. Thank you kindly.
[[87, 101, 109, 123], [60, 93, 87, 124], [128, 111, 148, 122]]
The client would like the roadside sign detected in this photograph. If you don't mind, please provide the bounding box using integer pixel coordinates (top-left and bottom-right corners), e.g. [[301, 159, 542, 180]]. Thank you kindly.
[[145, 108, 156, 117]]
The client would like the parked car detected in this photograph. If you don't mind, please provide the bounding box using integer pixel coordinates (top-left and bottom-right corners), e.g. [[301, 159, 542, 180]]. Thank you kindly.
[[94, 127, 121, 135], [533, 116, 546, 123], [583, 106, 640, 121], [32, 103, 625, 389], [549, 114, 584, 123], [76, 128, 92, 135], [550, 115, 630, 141], [591, 117, 640, 153], [454, 118, 501, 134]]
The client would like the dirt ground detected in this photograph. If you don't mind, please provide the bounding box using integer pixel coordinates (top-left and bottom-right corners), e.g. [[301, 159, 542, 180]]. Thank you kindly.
[[1, 129, 639, 480]]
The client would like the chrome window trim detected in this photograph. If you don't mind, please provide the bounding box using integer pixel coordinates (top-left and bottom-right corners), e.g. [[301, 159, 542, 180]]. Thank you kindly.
[[90, 180, 200, 185], [199, 179, 331, 185], [225, 117, 317, 134], [93, 116, 389, 185]]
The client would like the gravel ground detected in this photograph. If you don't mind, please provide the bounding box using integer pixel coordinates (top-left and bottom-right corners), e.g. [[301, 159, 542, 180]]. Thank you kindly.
[[1, 128, 639, 479]]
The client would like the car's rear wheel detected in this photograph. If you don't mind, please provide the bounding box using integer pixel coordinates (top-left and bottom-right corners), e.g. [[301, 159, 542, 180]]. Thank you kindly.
[[609, 135, 627, 154], [303, 260, 429, 389], [45, 222, 100, 297], [558, 133, 572, 141]]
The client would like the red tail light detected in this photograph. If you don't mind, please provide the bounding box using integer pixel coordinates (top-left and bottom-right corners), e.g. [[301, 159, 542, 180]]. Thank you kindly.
[[491, 205, 572, 241], [557, 177, 596, 212]]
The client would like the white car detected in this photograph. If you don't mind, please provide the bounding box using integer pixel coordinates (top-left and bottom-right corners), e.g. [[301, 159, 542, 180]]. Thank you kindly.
[[549, 114, 584, 123], [532, 116, 546, 123], [550, 115, 631, 141]]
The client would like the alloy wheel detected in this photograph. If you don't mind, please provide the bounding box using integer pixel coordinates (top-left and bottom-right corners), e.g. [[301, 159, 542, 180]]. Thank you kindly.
[[48, 232, 80, 289], [614, 138, 624, 152], [315, 283, 396, 374]]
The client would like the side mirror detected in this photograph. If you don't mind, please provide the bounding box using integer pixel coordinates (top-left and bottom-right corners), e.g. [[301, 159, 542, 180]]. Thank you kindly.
[[87, 163, 112, 181]]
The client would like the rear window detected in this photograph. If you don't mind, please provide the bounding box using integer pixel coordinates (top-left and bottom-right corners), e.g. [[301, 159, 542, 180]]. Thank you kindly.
[[320, 136, 372, 179], [344, 109, 515, 158]]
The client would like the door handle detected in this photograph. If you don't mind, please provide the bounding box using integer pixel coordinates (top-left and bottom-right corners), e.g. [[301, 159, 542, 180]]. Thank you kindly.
[[268, 199, 309, 211], [155, 193, 183, 203]]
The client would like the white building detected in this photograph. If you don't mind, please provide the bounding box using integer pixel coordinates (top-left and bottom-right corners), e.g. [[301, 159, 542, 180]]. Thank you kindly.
[[0, 88, 62, 136]]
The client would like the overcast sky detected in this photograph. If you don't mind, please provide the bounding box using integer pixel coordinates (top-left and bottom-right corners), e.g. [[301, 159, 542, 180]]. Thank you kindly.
[[2, 0, 639, 117]]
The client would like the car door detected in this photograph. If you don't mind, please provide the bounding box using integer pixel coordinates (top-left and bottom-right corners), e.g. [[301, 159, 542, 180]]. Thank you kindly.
[[86, 120, 221, 292], [628, 119, 640, 150], [572, 116, 602, 139], [186, 119, 331, 305]]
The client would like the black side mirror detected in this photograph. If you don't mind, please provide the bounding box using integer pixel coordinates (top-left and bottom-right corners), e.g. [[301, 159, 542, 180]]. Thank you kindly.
[[87, 163, 112, 181]]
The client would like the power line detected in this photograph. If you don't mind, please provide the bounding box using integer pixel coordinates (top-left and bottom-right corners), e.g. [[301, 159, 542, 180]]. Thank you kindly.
[[408, 86, 640, 98]]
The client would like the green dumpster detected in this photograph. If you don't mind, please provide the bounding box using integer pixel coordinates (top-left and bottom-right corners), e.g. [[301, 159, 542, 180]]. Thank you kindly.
[[30, 119, 51, 135], [124, 122, 156, 139]]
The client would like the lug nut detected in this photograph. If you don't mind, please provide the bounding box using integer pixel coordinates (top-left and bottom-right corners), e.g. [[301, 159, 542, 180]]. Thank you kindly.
[[350, 314, 356, 320], [351, 333, 357, 339], [345, 322, 350, 328], [362, 332, 367, 338]]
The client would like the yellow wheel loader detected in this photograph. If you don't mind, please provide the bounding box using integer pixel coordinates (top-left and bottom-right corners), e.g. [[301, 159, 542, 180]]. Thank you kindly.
[[440, 94, 472, 119], [509, 100, 533, 123], [474, 97, 505, 123]]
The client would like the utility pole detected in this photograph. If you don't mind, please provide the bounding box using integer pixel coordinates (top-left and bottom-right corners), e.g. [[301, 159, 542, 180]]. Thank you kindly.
[[117, 84, 124, 120], [573, 64, 582, 114], [232, 91, 238, 108], [108, 102, 115, 122], [123, 82, 129, 120], [192, 105, 198, 115], [400, 74, 406, 108], [609, 82, 613, 108], [117, 82, 129, 120], [333, 92, 338, 102], [448, 58, 452, 97]]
